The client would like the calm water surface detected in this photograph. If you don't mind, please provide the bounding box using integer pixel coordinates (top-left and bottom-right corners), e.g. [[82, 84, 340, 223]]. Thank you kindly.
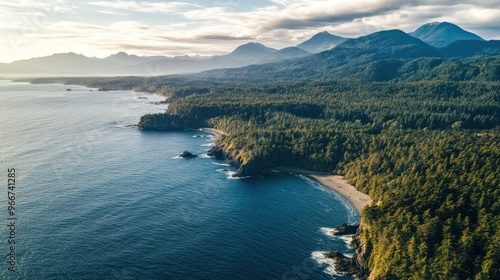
[[0, 81, 358, 279]]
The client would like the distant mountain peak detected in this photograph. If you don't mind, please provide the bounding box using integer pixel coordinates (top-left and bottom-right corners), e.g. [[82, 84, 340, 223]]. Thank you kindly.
[[410, 22, 484, 47], [341, 29, 429, 48], [229, 42, 277, 61], [112, 51, 130, 56], [332, 29, 439, 59], [297, 31, 348, 53], [231, 42, 270, 52], [264, 47, 311, 62]]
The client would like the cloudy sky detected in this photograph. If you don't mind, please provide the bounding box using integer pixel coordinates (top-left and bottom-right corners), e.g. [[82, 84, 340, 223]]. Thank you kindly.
[[1, 0, 499, 62]]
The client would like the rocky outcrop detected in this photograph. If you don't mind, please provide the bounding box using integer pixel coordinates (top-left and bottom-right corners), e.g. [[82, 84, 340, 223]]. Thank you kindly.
[[233, 162, 262, 177], [326, 224, 371, 279], [324, 251, 358, 276], [350, 231, 371, 279], [179, 151, 197, 158], [331, 223, 359, 235], [207, 146, 225, 160]]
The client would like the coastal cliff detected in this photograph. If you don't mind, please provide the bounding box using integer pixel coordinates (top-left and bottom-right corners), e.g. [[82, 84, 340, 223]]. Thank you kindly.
[[207, 143, 270, 177], [138, 113, 207, 130], [325, 224, 371, 279]]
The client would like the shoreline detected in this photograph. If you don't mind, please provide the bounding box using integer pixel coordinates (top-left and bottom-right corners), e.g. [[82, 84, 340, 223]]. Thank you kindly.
[[201, 127, 228, 136], [271, 167, 372, 215], [200, 128, 371, 215]]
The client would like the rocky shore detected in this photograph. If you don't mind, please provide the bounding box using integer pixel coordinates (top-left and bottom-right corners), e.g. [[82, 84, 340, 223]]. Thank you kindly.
[[325, 224, 370, 279], [154, 126, 372, 278]]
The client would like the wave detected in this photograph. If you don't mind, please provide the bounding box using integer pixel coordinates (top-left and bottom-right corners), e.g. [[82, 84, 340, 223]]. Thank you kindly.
[[319, 227, 355, 247], [216, 169, 245, 180], [319, 227, 338, 237], [212, 162, 231, 166], [201, 143, 214, 147], [199, 154, 211, 159], [338, 234, 355, 247], [310, 251, 342, 276]]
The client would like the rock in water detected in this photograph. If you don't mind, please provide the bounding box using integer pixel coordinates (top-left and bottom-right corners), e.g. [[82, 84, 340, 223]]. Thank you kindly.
[[331, 223, 359, 235], [207, 147, 225, 159], [179, 151, 197, 158], [324, 251, 358, 276]]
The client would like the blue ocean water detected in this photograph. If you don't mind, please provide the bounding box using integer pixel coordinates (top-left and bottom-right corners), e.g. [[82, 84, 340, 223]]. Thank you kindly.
[[0, 81, 358, 279]]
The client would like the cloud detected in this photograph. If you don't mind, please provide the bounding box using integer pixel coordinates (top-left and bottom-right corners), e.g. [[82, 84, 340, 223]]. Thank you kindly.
[[96, 10, 128, 16], [195, 35, 254, 41], [89, 1, 200, 13], [1, 0, 499, 63], [0, 0, 76, 15]]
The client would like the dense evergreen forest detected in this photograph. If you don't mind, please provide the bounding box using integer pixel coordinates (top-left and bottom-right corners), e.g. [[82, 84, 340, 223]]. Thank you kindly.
[[24, 57, 499, 279], [137, 80, 499, 279]]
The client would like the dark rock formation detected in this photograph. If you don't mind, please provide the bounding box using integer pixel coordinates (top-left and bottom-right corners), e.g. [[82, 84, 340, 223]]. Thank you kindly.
[[331, 223, 359, 235], [325, 225, 371, 279], [324, 251, 358, 276], [207, 146, 226, 160], [179, 151, 197, 158]]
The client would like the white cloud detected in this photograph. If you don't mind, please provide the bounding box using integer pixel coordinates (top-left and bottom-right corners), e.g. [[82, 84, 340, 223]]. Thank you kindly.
[[89, 1, 200, 13], [0, 0, 76, 15], [1, 0, 499, 62], [96, 10, 128, 16]]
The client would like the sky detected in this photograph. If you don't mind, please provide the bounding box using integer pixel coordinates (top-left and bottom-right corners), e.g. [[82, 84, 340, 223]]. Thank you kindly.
[[1, 0, 499, 63]]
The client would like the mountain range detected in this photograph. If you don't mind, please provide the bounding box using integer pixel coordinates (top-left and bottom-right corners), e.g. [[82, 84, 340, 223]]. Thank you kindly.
[[0, 22, 498, 76]]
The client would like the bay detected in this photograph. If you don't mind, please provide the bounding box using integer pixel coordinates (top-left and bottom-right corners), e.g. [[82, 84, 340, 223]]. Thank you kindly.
[[0, 80, 358, 279]]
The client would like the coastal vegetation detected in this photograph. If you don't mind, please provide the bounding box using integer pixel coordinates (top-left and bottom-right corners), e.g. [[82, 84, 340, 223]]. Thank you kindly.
[[137, 79, 499, 279], [22, 31, 500, 279], [27, 73, 500, 278]]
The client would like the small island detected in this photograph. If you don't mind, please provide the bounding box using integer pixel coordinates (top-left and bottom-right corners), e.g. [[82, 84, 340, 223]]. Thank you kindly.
[[179, 151, 197, 158]]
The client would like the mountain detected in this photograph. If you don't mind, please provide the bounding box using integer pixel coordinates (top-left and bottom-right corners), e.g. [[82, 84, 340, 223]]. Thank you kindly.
[[226, 42, 277, 61], [0, 43, 283, 75], [0, 22, 494, 76], [332, 29, 439, 59], [104, 52, 158, 65], [441, 40, 500, 57], [297, 31, 348, 53], [410, 22, 484, 47], [264, 47, 311, 62], [0, 52, 113, 74], [201, 30, 500, 82]]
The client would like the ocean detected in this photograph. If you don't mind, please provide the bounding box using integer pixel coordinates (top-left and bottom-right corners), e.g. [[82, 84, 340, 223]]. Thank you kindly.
[[0, 80, 358, 279]]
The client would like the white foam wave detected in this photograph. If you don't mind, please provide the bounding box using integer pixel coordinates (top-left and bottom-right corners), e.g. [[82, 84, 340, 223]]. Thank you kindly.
[[201, 143, 214, 147], [171, 156, 182, 159], [339, 234, 355, 246], [310, 251, 342, 276], [319, 227, 338, 237], [212, 162, 231, 166], [199, 154, 211, 159], [226, 171, 240, 179]]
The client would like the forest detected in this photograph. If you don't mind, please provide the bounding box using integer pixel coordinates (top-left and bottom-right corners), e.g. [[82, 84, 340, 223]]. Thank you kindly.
[[23, 55, 500, 278], [137, 79, 499, 279]]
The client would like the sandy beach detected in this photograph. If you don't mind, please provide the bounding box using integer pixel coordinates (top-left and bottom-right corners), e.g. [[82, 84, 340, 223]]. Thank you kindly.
[[201, 127, 228, 136], [201, 127, 372, 214], [273, 166, 372, 214]]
